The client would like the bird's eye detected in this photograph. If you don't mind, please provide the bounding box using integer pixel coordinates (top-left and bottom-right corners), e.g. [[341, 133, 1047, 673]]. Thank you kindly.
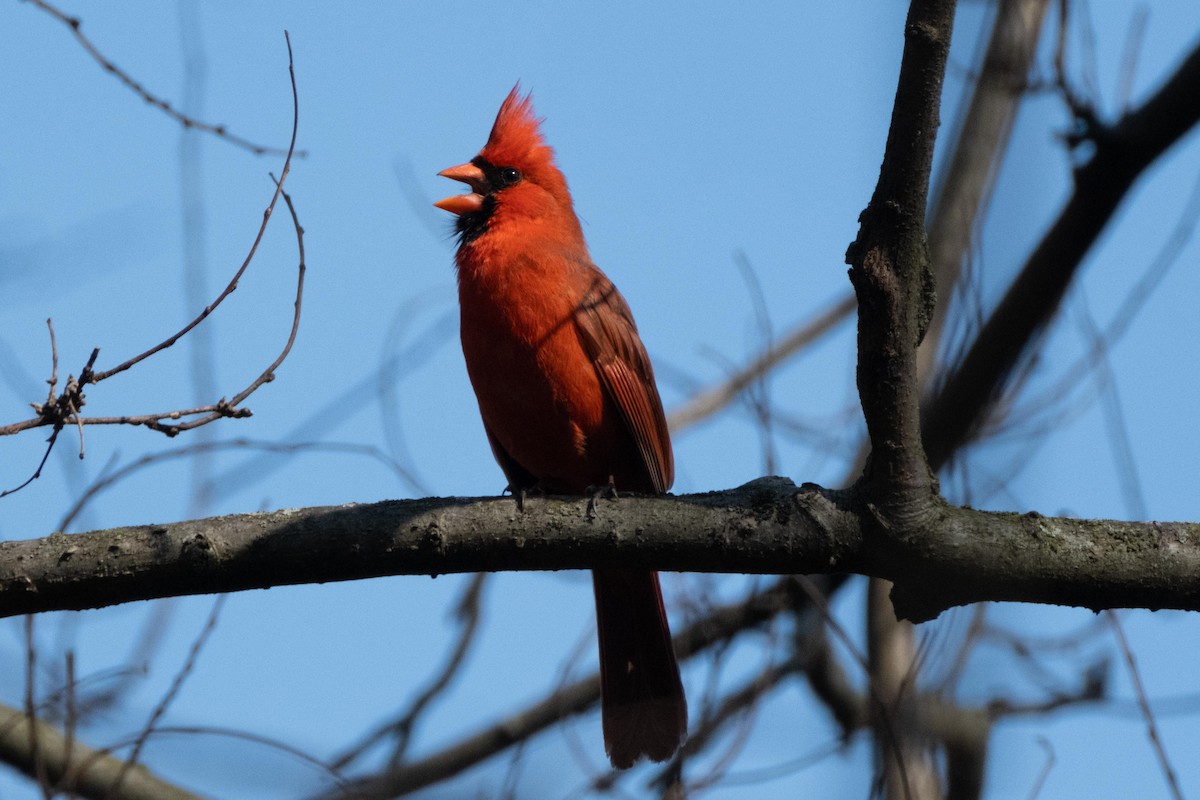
[[498, 167, 522, 187]]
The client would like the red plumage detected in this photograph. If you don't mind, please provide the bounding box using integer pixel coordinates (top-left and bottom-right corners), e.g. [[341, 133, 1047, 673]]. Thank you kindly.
[[435, 87, 687, 768]]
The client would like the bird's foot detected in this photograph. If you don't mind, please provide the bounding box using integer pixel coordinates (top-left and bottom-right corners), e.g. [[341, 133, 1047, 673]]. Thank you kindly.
[[585, 476, 619, 520], [504, 483, 541, 512]]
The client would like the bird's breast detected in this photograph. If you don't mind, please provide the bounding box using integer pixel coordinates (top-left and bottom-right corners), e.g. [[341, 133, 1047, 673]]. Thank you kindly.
[[457, 249, 617, 492]]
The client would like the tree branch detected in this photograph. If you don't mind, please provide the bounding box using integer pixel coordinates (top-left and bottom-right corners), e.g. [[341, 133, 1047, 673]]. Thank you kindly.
[[1, 477, 1197, 623], [922, 35, 1200, 469], [920, 0, 1051, 382], [0, 703, 201, 800], [319, 575, 820, 799], [22, 0, 299, 157], [667, 294, 856, 433], [846, 0, 956, 513]]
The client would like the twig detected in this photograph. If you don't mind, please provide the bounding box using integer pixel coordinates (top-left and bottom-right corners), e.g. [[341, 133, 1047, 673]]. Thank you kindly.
[[0, 428, 62, 498], [57, 438, 419, 533], [1115, 7, 1149, 112], [733, 251, 779, 474], [316, 577, 824, 799], [219, 169, 307, 412], [1105, 611, 1184, 800], [667, 294, 855, 432], [25, 616, 51, 799], [144, 725, 346, 787], [62, 652, 78, 797], [794, 577, 913, 800], [89, 31, 302, 387], [657, 656, 804, 794], [1025, 737, 1055, 800], [332, 575, 489, 770], [45, 320, 59, 407], [22, 0, 299, 158], [103, 596, 226, 798], [991, 165, 1200, 443], [707, 739, 844, 788], [87, 37, 305, 436], [923, 36, 1200, 470], [1, 31, 305, 492], [921, 0, 1051, 382], [91, 164, 308, 438]]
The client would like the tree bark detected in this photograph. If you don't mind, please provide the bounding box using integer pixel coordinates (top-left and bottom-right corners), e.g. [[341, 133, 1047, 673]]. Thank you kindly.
[[2, 478, 1198, 623]]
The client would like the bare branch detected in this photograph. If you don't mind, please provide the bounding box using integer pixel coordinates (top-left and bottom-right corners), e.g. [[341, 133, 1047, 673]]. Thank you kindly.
[[1106, 611, 1184, 800], [846, 0, 956, 507], [107, 597, 225, 796], [89, 32, 302, 387], [656, 655, 804, 794], [224, 171, 307, 411], [25, 616, 50, 799], [21, 0, 299, 157], [44, 319, 59, 408], [923, 36, 1200, 469], [921, 0, 1051, 382], [321, 577, 816, 799], [333, 575, 489, 770], [0, 428, 62, 499], [667, 294, 856, 433], [1, 32, 305, 488], [0, 478, 1196, 622], [0, 702, 201, 800]]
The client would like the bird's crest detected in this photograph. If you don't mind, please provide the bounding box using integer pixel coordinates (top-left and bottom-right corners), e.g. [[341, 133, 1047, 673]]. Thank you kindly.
[[480, 85, 554, 172]]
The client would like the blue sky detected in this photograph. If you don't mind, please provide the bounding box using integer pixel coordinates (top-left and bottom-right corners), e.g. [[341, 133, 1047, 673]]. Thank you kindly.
[[2, 2, 1200, 797]]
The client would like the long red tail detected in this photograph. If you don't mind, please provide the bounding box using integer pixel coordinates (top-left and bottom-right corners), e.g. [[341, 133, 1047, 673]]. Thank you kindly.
[[592, 568, 687, 768]]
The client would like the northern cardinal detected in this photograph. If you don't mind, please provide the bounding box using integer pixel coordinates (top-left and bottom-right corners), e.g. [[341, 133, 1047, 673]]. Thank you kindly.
[[435, 87, 687, 768]]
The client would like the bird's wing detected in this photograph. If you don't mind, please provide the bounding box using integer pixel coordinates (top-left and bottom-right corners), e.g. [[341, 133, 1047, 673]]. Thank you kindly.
[[573, 271, 674, 494]]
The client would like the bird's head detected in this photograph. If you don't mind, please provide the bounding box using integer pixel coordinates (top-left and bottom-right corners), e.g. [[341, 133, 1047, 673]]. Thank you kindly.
[[435, 86, 579, 245]]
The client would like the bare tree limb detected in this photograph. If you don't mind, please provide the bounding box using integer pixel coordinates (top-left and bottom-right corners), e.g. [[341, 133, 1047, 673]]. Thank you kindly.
[[923, 35, 1200, 469], [920, 0, 1051, 383], [0, 703, 202, 800], [657, 655, 805, 794], [0, 478, 1197, 622], [803, 617, 1104, 800], [1106, 610, 1184, 800], [88, 32, 302, 389], [845, 9, 959, 796], [846, 0, 956, 514], [109, 597, 225, 795], [319, 576, 821, 799]]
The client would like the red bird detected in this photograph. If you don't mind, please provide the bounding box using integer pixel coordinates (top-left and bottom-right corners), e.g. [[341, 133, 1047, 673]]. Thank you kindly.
[[435, 88, 687, 768]]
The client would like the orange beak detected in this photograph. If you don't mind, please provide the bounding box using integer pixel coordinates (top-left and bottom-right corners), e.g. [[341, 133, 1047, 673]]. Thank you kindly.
[[434, 162, 488, 215]]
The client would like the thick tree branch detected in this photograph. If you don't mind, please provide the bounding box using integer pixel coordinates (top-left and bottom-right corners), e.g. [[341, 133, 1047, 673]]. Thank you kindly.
[[845, 15, 958, 795], [2, 477, 1198, 623], [846, 0, 955, 514]]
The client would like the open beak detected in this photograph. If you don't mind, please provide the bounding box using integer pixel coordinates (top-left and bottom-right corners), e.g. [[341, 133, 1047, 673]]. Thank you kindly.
[[434, 162, 488, 215]]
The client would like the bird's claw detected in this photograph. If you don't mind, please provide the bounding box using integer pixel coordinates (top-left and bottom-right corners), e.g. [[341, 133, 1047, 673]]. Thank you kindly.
[[504, 483, 530, 512], [585, 477, 619, 520]]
